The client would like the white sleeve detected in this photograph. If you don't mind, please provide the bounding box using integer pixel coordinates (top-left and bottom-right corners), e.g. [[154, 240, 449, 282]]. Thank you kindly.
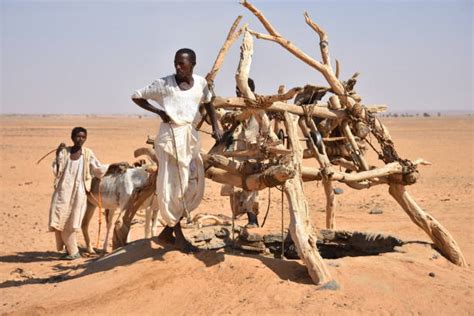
[[89, 152, 109, 178], [131, 79, 164, 100], [201, 78, 212, 103]]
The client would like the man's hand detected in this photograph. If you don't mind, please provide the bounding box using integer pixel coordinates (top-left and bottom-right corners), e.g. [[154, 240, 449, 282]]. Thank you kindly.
[[56, 143, 66, 156], [212, 127, 224, 143]]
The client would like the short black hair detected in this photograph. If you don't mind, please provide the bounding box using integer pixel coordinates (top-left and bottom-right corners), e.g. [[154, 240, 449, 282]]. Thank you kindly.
[[175, 48, 196, 65], [71, 127, 87, 139]]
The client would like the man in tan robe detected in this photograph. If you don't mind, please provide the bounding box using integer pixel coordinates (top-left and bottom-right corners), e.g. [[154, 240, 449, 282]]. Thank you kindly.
[[49, 127, 108, 259]]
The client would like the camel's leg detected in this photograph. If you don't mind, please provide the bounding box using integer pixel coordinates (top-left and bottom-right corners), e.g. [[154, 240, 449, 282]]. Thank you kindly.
[[145, 206, 152, 239], [81, 202, 97, 254], [102, 209, 115, 253], [322, 179, 336, 229], [389, 183, 466, 266], [151, 208, 161, 237]]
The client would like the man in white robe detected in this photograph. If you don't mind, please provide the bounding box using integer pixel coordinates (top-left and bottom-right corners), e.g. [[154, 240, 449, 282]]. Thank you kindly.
[[49, 127, 108, 259], [132, 48, 222, 252]]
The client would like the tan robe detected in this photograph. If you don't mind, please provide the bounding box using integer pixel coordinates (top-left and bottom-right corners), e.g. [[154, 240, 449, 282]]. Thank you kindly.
[[49, 147, 108, 232]]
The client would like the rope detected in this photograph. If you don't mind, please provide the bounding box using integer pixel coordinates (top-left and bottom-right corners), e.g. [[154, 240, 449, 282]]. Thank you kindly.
[[231, 155, 236, 253], [259, 166, 286, 188], [96, 185, 102, 248], [281, 186, 285, 259], [260, 188, 271, 227], [169, 123, 191, 223], [231, 207, 235, 253], [302, 104, 315, 127]]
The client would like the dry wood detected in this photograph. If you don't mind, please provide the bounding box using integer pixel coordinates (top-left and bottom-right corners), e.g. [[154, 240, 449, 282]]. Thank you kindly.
[[236, 28, 256, 101], [203, 154, 243, 174], [213, 97, 346, 119], [304, 11, 331, 69], [323, 179, 336, 229], [235, 28, 280, 144], [242, 1, 345, 96], [388, 183, 467, 266], [205, 166, 294, 191], [205, 153, 322, 183], [283, 111, 333, 285], [341, 121, 369, 171], [302, 158, 430, 183], [206, 16, 243, 83], [299, 109, 338, 229]]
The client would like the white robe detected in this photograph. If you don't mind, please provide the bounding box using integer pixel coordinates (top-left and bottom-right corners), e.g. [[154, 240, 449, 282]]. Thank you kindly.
[[133, 74, 211, 226]]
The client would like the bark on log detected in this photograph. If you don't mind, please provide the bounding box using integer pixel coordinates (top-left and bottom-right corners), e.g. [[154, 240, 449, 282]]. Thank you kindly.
[[388, 183, 467, 267], [302, 159, 430, 183], [213, 97, 386, 115], [283, 111, 333, 286], [235, 29, 278, 142], [323, 179, 336, 229], [205, 166, 294, 191], [341, 121, 369, 171]]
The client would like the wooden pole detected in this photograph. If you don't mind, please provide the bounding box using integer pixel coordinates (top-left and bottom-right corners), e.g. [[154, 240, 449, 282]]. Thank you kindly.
[[283, 111, 333, 285], [388, 183, 466, 266]]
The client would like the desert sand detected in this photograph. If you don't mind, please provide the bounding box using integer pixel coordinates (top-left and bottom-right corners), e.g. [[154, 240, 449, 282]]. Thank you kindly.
[[0, 115, 473, 315]]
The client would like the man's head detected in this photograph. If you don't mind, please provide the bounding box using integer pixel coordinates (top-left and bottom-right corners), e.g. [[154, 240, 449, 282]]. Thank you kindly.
[[236, 78, 255, 97], [71, 127, 87, 147], [174, 48, 196, 81]]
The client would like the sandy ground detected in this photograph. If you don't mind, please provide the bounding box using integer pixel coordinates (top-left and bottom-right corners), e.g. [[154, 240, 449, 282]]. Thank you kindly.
[[0, 115, 473, 315]]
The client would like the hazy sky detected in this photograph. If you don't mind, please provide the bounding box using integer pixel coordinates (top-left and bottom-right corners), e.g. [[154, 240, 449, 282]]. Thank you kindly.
[[1, 0, 472, 114]]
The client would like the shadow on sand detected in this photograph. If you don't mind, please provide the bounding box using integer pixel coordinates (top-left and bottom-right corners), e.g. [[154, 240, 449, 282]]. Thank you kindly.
[[0, 237, 316, 288]]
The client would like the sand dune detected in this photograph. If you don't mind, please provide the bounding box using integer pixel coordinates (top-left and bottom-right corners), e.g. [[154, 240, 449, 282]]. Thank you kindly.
[[0, 116, 472, 314]]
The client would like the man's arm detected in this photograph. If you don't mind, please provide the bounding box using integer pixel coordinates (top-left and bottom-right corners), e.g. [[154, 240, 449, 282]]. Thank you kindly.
[[204, 102, 223, 142], [132, 98, 171, 123]]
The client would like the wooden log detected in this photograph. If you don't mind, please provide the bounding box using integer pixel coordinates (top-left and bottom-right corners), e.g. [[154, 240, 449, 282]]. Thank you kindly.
[[388, 183, 466, 267], [304, 11, 332, 69], [323, 179, 336, 229], [206, 16, 243, 83], [241, 1, 345, 97], [203, 154, 243, 174], [197, 16, 243, 130], [283, 111, 333, 286], [235, 28, 280, 144], [328, 95, 341, 110], [112, 171, 157, 249], [302, 158, 430, 183], [221, 148, 265, 160], [341, 121, 369, 171], [214, 96, 345, 119], [205, 165, 294, 191], [298, 114, 338, 229]]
